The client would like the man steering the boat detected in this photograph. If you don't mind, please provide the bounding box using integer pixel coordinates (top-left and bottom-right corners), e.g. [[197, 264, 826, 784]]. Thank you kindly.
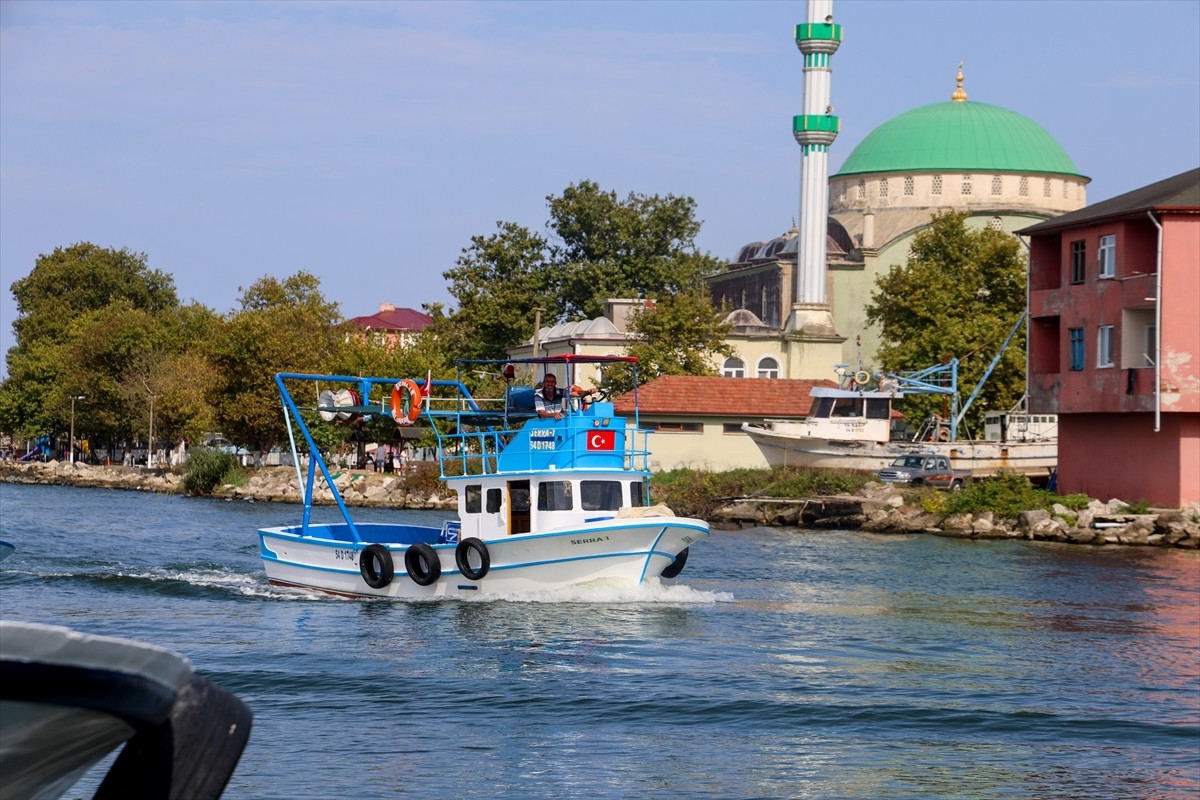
[[535, 373, 567, 419]]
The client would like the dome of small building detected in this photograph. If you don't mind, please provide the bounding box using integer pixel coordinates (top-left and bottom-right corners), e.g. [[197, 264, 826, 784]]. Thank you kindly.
[[835, 100, 1085, 178]]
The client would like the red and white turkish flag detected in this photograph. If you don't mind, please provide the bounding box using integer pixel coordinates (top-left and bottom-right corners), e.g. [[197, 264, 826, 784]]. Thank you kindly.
[[586, 430, 615, 450]]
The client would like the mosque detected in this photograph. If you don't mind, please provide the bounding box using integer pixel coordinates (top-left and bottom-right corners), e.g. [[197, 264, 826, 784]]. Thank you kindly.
[[708, 1, 1089, 380]]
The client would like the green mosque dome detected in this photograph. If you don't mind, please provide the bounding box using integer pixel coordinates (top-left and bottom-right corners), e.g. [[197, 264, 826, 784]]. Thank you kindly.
[[835, 100, 1085, 179]]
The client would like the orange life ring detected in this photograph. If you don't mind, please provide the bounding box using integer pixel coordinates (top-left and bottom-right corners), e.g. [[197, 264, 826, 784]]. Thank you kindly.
[[390, 380, 423, 425]]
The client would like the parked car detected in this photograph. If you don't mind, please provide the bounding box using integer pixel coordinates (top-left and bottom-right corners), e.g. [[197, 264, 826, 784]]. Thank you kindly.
[[877, 454, 970, 490]]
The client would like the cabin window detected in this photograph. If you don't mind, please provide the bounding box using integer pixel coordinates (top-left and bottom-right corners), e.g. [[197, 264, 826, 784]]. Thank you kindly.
[[465, 485, 482, 514], [537, 480, 573, 511], [631, 481, 645, 507], [581, 481, 623, 511], [831, 398, 865, 417], [486, 488, 502, 513], [810, 397, 834, 417], [865, 399, 890, 419]]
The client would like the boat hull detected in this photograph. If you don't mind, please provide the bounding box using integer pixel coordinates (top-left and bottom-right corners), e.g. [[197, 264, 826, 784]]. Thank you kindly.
[[258, 518, 709, 599], [743, 427, 1057, 477]]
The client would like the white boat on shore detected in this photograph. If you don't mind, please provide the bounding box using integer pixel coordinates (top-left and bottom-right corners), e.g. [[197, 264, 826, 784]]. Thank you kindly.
[[258, 356, 709, 599], [743, 354, 1057, 478]]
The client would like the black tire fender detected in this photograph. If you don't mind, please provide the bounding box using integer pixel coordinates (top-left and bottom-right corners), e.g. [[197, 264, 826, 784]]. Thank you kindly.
[[660, 547, 689, 579], [404, 542, 441, 586], [454, 538, 490, 581], [359, 544, 394, 589]]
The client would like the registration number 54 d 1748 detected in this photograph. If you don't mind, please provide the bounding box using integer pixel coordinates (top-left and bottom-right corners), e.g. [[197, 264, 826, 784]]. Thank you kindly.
[[333, 549, 357, 562]]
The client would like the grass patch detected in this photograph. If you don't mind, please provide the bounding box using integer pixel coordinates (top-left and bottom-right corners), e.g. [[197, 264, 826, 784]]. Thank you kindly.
[[181, 447, 244, 495]]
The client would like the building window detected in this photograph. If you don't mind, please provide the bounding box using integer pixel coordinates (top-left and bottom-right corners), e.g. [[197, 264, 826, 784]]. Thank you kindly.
[[932, 175, 942, 195], [1044, 178, 1052, 197], [857, 179, 865, 200], [904, 176, 914, 196], [641, 421, 702, 433], [1069, 328, 1084, 371], [1143, 325, 1156, 367], [879, 178, 889, 198], [1063, 181, 1069, 199], [991, 176, 1002, 196], [722, 423, 747, 434], [839, 184, 846, 202], [1070, 240, 1086, 284], [988, 216, 1003, 231], [1019, 176, 1029, 196], [1097, 325, 1115, 367], [757, 357, 780, 379], [1098, 235, 1116, 278], [962, 175, 972, 195], [722, 357, 745, 378]]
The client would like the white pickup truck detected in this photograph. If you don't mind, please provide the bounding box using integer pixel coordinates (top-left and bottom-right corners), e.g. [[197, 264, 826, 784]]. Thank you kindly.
[[876, 454, 970, 490]]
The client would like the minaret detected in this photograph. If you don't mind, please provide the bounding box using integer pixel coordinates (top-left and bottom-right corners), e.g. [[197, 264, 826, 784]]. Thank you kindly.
[[788, 0, 842, 340]]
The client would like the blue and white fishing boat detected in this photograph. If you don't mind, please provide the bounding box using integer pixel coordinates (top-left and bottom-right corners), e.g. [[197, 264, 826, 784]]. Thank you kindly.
[[258, 356, 709, 598]]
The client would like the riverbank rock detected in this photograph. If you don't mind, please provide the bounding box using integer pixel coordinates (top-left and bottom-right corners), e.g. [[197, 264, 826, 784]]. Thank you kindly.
[[0, 460, 455, 510]]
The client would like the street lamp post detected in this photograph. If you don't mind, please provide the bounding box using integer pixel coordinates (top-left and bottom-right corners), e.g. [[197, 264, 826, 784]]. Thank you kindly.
[[69, 395, 85, 464]]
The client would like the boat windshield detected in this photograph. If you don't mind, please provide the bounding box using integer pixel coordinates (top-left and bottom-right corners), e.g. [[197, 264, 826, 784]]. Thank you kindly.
[[811, 397, 891, 419]]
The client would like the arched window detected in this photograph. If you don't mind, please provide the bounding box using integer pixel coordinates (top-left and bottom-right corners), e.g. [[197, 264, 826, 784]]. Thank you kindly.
[[756, 357, 780, 379], [722, 358, 746, 378]]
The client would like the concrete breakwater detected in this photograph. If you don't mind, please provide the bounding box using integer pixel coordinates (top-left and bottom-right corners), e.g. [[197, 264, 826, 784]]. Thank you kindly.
[[3, 459, 1197, 549]]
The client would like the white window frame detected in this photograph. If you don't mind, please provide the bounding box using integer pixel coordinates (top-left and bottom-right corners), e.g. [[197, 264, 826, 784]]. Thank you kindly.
[[722, 358, 746, 378], [1143, 324, 1156, 367], [1097, 325, 1115, 368], [756, 356, 780, 379], [1098, 234, 1116, 278]]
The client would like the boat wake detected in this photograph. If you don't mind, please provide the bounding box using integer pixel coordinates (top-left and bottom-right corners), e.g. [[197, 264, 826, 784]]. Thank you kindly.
[[452, 578, 734, 605]]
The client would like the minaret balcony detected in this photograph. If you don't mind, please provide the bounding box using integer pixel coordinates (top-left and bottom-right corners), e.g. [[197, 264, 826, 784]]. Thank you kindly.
[[795, 22, 842, 54], [793, 114, 840, 145]]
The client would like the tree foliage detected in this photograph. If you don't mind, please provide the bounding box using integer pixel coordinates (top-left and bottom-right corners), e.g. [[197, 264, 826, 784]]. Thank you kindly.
[[603, 287, 734, 396], [438, 181, 723, 359], [209, 272, 344, 453], [864, 212, 1028, 433]]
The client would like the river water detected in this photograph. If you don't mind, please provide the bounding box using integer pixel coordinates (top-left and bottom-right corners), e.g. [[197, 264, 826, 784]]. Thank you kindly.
[[1, 483, 1197, 800]]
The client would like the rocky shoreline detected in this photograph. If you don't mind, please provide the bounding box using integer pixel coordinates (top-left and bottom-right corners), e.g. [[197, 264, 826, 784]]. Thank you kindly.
[[3, 460, 1197, 549]]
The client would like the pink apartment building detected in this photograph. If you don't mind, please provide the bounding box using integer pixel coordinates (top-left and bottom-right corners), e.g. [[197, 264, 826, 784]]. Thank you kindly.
[[1020, 168, 1199, 508]]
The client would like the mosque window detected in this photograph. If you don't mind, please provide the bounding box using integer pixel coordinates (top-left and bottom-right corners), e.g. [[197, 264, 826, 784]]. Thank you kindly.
[[756, 357, 780, 379], [904, 176, 914, 196], [722, 358, 746, 378], [962, 175, 972, 195], [1044, 179, 1052, 197], [1019, 177, 1029, 197], [991, 176, 1003, 196], [879, 178, 888, 198], [1063, 181, 1068, 199], [839, 184, 847, 203], [857, 180, 865, 200], [988, 217, 1003, 230], [932, 175, 942, 195]]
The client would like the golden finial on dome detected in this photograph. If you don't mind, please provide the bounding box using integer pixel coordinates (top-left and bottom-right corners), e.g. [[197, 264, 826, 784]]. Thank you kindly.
[[951, 61, 968, 102]]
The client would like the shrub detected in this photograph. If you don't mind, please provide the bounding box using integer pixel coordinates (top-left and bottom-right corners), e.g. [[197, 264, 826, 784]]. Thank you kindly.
[[181, 447, 243, 495], [1118, 499, 1152, 514], [943, 470, 1061, 519]]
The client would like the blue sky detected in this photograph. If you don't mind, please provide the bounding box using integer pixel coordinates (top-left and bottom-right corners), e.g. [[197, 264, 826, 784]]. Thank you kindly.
[[2, 0, 1198, 374]]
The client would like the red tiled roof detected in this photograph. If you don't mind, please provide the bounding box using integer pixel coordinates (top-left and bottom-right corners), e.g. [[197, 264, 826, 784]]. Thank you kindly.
[[349, 308, 433, 331], [611, 375, 838, 418]]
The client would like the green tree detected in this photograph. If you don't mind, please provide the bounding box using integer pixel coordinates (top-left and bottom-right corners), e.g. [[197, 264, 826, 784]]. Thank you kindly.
[[438, 181, 723, 358], [602, 287, 734, 396], [547, 181, 721, 320], [1, 243, 181, 444], [865, 212, 1028, 433], [437, 223, 553, 361], [210, 272, 343, 454]]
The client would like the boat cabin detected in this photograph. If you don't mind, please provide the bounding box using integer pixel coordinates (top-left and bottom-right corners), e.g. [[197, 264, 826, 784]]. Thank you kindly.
[[441, 400, 654, 541]]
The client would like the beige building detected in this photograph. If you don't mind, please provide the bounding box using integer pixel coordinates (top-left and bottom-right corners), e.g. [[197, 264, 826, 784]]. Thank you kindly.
[[710, 69, 1089, 378]]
